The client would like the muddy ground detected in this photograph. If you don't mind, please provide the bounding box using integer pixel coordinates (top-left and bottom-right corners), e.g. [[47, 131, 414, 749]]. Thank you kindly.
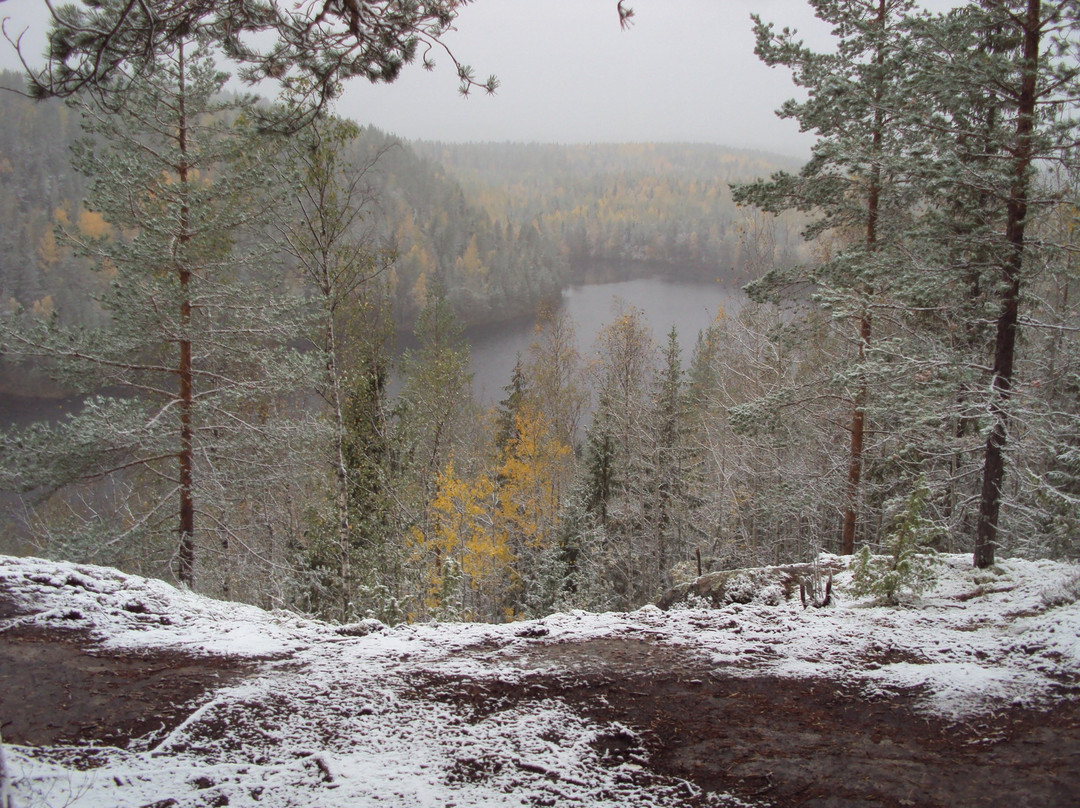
[[2, 615, 1079, 806]]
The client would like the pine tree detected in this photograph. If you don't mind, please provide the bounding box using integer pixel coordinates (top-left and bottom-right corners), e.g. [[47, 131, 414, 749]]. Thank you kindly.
[[904, 0, 1080, 566], [0, 38, 317, 590], [733, 0, 921, 555], [23, 0, 495, 117]]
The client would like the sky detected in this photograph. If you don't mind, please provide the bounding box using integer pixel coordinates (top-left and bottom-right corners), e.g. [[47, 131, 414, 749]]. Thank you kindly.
[[0, 0, 836, 157], [0, 1, 963, 160], [332, 0, 832, 157]]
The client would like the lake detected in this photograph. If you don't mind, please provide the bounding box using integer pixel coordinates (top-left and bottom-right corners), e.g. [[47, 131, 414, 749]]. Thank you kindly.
[[464, 275, 746, 402], [0, 275, 747, 426]]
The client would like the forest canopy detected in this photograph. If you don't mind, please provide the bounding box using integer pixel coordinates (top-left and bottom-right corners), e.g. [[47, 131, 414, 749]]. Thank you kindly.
[[1, 0, 1079, 624]]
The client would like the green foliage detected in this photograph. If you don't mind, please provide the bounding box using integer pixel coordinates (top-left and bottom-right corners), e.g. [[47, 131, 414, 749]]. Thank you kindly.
[[7, 4, 1080, 619], [494, 358, 528, 454], [0, 41, 320, 593], [26, 0, 475, 119], [0, 92, 569, 340], [849, 478, 943, 604]]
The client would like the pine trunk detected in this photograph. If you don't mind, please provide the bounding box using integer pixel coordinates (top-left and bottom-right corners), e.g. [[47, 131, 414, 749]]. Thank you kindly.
[[840, 0, 886, 556], [176, 41, 196, 587], [842, 309, 872, 555], [974, 0, 1040, 569]]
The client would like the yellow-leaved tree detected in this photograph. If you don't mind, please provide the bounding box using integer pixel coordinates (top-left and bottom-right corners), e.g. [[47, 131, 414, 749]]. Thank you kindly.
[[413, 457, 512, 621], [496, 407, 573, 615]]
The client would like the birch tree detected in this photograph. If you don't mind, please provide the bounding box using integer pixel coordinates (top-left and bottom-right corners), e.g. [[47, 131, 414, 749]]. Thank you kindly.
[[281, 108, 393, 620]]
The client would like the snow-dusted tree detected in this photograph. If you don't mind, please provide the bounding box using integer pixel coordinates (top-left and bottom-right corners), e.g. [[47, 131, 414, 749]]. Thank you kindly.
[[395, 282, 476, 484], [543, 482, 613, 614], [902, 0, 1080, 567], [732, 0, 922, 554], [1011, 183, 1080, 559], [524, 307, 590, 450], [687, 304, 842, 567], [279, 106, 394, 620], [494, 357, 529, 454], [497, 405, 573, 613], [582, 305, 659, 607], [639, 327, 694, 591], [15, 0, 498, 120], [333, 291, 400, 620], [391, 283, 480, 615], [0, 39, 318, 591]]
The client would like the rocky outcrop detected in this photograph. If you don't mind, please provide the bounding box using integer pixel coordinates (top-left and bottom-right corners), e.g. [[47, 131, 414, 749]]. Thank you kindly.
[[656, 558, 845, 610]]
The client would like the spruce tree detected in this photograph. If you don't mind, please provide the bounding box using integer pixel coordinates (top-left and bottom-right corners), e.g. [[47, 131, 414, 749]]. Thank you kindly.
[[494, 357, 528, 455], [582, 306, 658, 607], [642, 327, 692, 591]]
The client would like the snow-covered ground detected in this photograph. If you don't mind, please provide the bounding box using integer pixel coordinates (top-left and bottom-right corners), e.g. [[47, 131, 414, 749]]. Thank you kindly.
[[2, 553, 1079, 807]]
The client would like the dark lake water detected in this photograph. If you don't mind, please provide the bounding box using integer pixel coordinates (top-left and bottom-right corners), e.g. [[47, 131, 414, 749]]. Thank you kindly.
[[0, 275, 747, 425], [465, 275, 745, 402], [0, 392, 86, 429]]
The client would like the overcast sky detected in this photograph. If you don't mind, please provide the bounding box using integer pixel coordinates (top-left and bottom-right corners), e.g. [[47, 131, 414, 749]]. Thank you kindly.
[[0, 0, 932, 159], [333, 0, 832, 157]]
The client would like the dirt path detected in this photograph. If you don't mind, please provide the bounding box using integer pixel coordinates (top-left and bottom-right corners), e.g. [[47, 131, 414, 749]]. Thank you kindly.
[[417, 636, 1080, 807], [0, 617, 252, 751], [3, 620, 1079, 806]]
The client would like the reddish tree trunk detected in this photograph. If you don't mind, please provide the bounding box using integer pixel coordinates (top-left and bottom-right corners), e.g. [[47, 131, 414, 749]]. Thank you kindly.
[[842, 310, 872, 555], [840, 0, 887, 556]]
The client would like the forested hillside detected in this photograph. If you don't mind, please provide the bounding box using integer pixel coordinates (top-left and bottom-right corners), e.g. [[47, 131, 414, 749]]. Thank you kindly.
[[0, 71, 568, 338], [0, 74, 799, 340], [0, 73, 93, 326], [414, 141, 806, 281], [1, 0, 1079, 630], [351, 130, 568, 326]]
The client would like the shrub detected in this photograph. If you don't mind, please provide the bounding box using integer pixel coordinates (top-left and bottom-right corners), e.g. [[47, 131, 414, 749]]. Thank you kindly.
[[850, 477, 942, 605], [1042, 569, 1080, 608]]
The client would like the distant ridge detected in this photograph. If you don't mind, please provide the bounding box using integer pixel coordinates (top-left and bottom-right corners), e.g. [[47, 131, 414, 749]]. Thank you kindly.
[[411, 140, 808, 283]]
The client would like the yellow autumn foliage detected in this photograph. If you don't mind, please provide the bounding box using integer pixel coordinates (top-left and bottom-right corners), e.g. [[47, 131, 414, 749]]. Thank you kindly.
[[497, 408, 571, 551], [415, 457, 513, 620], [31, 295, 55, 318], [37, 230, 60, 270], [77, 209, 111, 239]]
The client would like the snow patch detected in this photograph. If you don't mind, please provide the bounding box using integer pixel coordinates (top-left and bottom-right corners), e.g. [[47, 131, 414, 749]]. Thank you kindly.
[[3, 553, 1079, 807]]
